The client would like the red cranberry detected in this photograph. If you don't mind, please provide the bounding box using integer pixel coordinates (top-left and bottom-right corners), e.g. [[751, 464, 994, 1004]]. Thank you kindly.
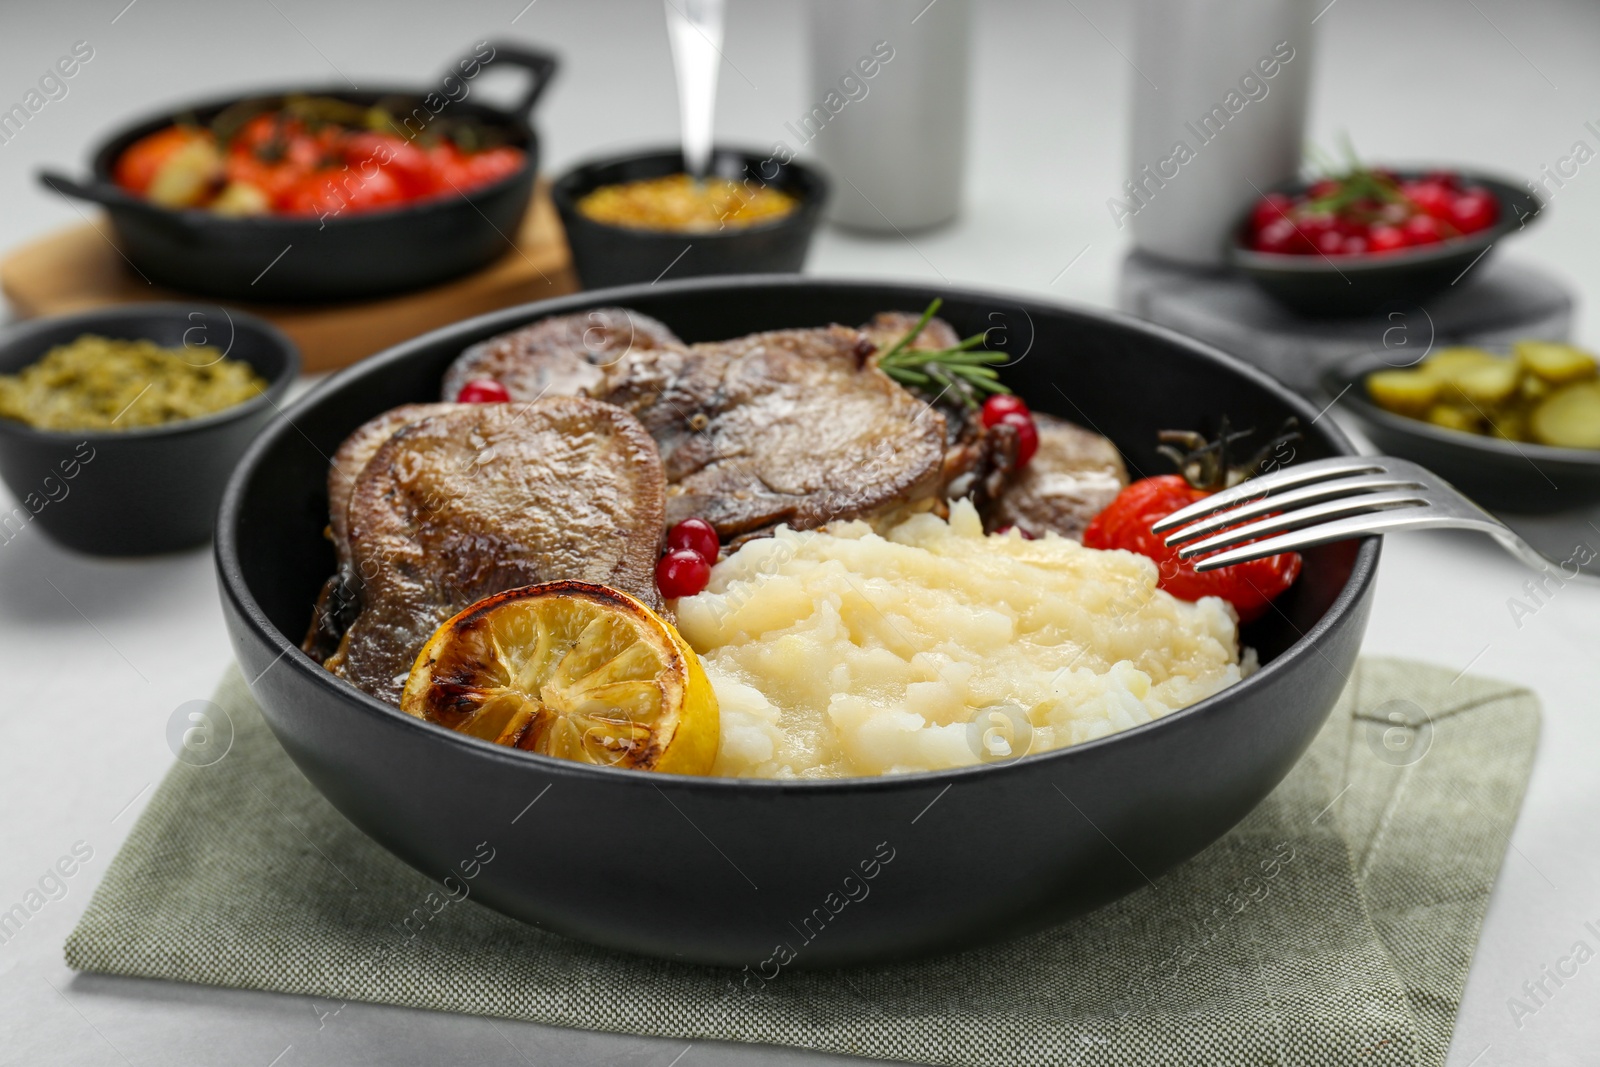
[[1449, 190, 1498, 233], [1368, 225, 1408, 253], [456, 378, 510, 404], [1000, 411, 1039, 468], [656, 549, 711, 599], [1251, 193, 1292, 231], [980, 393, 1028, 428], [1253, 218, 1299, 254], [1402, 214, 1446, 245], [667, 518, 719, 561], [1401, 180, 1454, 219], [1313, 229, 1345, 255]]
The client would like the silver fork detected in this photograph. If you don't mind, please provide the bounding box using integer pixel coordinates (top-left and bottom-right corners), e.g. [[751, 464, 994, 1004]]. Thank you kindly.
[[1151, 455, 1600, 582]]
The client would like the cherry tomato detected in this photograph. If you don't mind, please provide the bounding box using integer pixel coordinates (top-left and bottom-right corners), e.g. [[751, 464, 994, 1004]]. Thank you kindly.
[[980, 394, 1028, 428], [455, 378, 510, 403], [1368, 225, 1408, 253], [1448, 190, 1498, 233], [1342, 235, 1369, 255], [656, 549, 711, 599], [667, 518, 719, 561], [999, 411, 1038, 468], [115, 126, 213, 195], [458, 146, 523, 188], [344, 132, 436, 197], [223, 151, 309, 209], [1082, 474, 1301, 623], [283, 164, 404, 217]]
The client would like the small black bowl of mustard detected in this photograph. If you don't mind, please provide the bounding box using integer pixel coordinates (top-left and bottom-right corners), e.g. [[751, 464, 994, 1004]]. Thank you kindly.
[[0, 304, 297, 555], [552, 146, 828, 289]]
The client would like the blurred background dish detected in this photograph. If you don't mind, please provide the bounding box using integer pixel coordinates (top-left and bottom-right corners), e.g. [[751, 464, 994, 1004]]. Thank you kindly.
[[551, 146, 826, 288], [1323, 349, 1600, 513], [1228, 168, 1541, 317], [0, 303, 297, 555], [36, 42, 557, 303]]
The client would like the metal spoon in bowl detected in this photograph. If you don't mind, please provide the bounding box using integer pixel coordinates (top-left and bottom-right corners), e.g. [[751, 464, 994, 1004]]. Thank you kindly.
[[664, 0, 726, 181]]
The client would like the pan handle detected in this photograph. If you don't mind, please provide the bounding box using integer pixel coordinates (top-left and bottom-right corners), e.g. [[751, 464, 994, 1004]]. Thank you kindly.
[[468, 42, 559, 119], [38, 169, 124, 207]]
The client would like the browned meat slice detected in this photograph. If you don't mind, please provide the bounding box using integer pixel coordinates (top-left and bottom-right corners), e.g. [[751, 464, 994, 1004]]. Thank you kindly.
[[858, 310, 961, 354], [983, 412, 1128, 540], [329, 398, 667, 705], [303, 403, 463, 663], [329, 403, 463, 569], [860, 311, 1025, 506], [650, 327, 947, 536], [442, 312, 949, 540], [441, 308, 681, 403]]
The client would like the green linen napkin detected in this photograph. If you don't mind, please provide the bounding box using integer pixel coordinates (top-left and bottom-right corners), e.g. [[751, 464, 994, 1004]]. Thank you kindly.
[[66, 658, 1538, 1067]]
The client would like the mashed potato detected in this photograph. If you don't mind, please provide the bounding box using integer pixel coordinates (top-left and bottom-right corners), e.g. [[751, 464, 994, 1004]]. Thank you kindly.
[[675, 500, 1246, 779]]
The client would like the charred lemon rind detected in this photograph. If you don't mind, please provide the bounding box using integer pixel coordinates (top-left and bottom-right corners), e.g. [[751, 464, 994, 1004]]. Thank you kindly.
[[401, 581, 718, 774]]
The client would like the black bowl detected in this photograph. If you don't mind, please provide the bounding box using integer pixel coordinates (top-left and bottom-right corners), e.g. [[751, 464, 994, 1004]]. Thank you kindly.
[[0, 303, 298, 555], [38, 43, 556, 303], [551, 147, 827, 289], [216, 277, 1378, 968], [1323, 356, 1600, 513], [1228, 169, 1542, 318]]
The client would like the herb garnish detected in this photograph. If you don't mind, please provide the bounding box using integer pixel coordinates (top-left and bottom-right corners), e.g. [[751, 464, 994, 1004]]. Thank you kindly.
[[875, 299, 1011, 408]]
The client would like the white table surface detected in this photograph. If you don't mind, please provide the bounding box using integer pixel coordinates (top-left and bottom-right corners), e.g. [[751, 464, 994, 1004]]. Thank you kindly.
[[3, 1, 1599, 1064]]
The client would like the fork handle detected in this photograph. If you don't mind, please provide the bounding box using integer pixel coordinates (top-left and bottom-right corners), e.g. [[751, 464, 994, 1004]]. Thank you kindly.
[[1483, 524, 1600, 586]]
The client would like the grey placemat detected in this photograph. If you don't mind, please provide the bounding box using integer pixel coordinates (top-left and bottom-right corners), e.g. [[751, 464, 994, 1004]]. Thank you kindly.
[[65, 658, 1538, 1067], [1117, 250, 1574, 396]]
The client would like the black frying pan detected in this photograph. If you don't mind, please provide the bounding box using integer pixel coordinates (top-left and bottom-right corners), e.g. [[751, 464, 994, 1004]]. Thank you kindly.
[[39, 42, 557, 303]]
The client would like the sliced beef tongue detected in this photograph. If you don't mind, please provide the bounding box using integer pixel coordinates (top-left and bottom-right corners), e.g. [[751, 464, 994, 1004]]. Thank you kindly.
[[439, 312, 950, 540], [982, 412, 1129, 540], [440, 308, 681, 404], [302, 401, 464, 664], [656, 326, 947, 536], [859, 310, 961, 354], [327, 398, 667, 705], [860, 310, 1022, 505]]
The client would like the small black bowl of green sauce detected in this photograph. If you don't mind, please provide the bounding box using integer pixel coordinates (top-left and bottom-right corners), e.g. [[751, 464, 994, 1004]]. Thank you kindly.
[[0, 304, 298, 555]]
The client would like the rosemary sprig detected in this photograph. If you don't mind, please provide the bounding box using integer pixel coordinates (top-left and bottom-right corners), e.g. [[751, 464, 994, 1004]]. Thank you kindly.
[[876, 299, 1011, 408]]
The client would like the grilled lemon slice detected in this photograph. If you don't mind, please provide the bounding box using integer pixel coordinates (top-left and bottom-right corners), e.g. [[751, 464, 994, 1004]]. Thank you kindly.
[[401, 582, 718, 774]]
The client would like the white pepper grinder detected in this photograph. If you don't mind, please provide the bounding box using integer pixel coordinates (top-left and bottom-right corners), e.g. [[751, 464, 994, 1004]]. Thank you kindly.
[[805, 0, 972, 232], [1122, 0, 1316, 265]]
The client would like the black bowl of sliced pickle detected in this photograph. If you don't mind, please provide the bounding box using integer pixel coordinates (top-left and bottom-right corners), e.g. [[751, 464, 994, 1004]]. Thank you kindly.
[[1326, 341, 1600, 513], [0, 303, 297, 554]]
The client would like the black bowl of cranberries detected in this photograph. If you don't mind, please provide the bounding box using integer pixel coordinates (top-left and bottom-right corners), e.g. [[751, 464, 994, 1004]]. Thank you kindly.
[[1228, 163, 1542, 318]]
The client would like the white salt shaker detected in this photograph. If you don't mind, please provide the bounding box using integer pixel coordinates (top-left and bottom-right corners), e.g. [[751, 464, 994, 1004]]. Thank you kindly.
[[805, 0, 972, 232], [1122, 0, 1316, 265]]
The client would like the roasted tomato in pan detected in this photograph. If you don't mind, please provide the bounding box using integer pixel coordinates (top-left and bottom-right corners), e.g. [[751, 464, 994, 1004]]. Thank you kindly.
[[1083, 422, 1303, 623]]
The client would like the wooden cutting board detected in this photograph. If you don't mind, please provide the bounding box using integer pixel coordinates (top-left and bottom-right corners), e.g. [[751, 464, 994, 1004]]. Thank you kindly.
[[0, 182, 578, 374]]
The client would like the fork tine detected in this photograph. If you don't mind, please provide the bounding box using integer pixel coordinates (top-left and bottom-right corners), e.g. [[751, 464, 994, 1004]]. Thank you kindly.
[[1149, 457, 1387, 533], [1175, 489, 1428, 559], [1191, 506, 1449, 570], [1162, 474, 1424, 547]]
